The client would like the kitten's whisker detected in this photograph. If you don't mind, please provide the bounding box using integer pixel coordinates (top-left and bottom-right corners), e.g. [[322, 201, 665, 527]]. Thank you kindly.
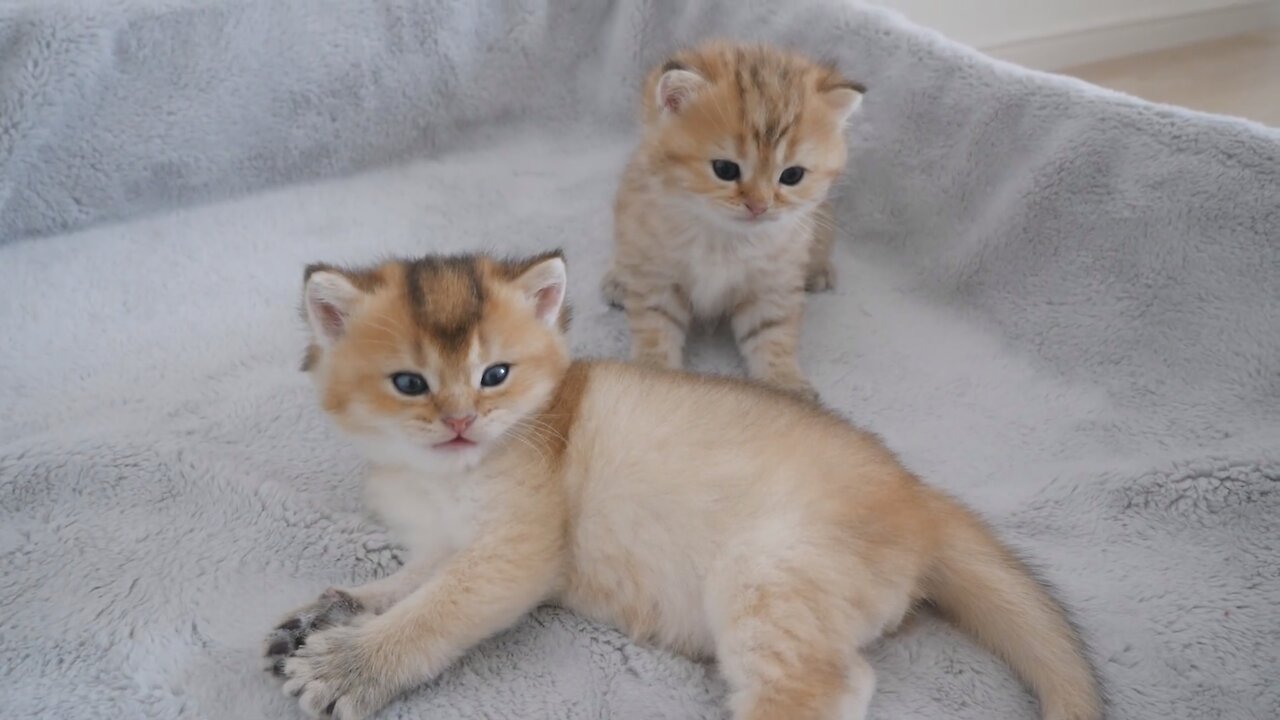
[[809, 218, 842, 237], [359, 313, 405, 336], [503, 426, 551, 466], [515, 418, 566, 447], [356, 318, 406, 341], [347, 337, 407, 353], [708, 89, 734, 131], [519, 418, 567, 445], [804, 211, 847, 239]]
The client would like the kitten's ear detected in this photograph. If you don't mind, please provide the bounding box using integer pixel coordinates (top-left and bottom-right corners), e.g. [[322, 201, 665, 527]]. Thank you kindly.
[[304, 266, 364, 347], [513, 254, 567, 329], [824, 81, 866, 124], [656, 63, 707, 114]]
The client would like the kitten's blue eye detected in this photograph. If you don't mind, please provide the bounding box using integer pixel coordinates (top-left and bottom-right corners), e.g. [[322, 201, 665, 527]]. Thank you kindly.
[[480, 363, 511, 388], [779, 166, 805, 186], [390, 372, 429, 396], [711, 160, 741, 182]]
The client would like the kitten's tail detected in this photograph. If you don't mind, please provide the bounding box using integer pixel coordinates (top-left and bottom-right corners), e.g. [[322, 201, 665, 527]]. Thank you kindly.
[[923, 494, 1103, 720]]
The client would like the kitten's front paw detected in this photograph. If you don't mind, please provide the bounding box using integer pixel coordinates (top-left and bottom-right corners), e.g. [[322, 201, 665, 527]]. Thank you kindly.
[[804, 261, 836, 293], [264, 588, 365, 676], [281, 624, 397, 720], [600, 269, 626, 309], [786, 382, 820, 403], [767, 375, 820, 403]]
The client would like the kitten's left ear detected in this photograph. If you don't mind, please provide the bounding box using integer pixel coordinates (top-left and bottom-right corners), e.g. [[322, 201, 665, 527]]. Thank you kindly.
[[513, 253, 568, 329], [656, 62, 707, 114], [824, 81, 866, 124], [304, 265, 364, 347]]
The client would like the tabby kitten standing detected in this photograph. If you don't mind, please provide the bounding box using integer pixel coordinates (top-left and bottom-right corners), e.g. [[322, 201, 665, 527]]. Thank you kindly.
[[605, 42, 864, 398], [265, 252, 1101, 720]]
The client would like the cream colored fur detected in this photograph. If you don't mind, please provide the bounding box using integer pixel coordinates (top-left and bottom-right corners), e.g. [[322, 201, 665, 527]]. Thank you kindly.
[[267, 253, 1102, 720], [607, 156, 830, 397], [605, 42, 861, 399]]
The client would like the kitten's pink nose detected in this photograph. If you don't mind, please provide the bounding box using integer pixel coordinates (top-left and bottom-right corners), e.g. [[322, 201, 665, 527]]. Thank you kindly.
[[744, 200, 768, 218], [443, 415, 476, 435]]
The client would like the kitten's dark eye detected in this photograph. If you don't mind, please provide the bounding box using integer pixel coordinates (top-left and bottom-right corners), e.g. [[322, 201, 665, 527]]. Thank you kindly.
[[711, 160, 741, 182], [779, 166, 805, 186], [390, 372, 429, 396], [480, 363, 511, 388]]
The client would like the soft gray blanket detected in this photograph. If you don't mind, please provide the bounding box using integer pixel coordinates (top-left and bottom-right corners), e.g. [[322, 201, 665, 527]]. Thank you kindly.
[[2, 1, 1277, 718]]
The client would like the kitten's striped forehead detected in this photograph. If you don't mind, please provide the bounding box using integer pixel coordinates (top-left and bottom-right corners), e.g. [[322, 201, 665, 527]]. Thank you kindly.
[[659, 42, 863, 158], [401, 256, 485, 354], [395, 251, 567, 355], [300, 252, 567, 373], [729, 48, 806, 150], [679, 45, 817, 149]]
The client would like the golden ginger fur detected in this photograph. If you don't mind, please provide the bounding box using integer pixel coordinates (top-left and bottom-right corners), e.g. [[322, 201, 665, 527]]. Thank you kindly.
[[266, 252, 1102, 720], [605, 42, 862, 398]]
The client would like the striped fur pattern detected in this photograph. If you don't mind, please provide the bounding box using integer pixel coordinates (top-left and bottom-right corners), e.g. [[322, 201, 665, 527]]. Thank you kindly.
[[605, 41, 864, 398], [266, 252, 1103, 720]]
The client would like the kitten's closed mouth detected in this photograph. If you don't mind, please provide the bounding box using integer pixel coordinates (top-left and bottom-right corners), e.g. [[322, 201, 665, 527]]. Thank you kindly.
[[435, 436, 477, 450]]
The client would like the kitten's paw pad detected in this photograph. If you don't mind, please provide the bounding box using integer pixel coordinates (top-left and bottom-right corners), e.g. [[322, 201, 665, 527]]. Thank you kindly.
[[263, 588, 365, 676], [804, 263, 837, 293], [281, 626, 393, 720], [600, 270, 625, 308]]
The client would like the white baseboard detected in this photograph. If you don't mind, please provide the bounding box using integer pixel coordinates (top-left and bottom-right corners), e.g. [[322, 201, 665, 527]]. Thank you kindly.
[[984, 1, 1280, 71]]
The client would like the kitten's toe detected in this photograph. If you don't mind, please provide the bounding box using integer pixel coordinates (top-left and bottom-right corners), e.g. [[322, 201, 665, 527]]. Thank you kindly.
[[804, 263, 836, 293], [264, 588, 365, 675], [767, 376, 820, 403], [282, 626, 392, 720], [600, 270, 626, 308], [790, 383, 821, 403]]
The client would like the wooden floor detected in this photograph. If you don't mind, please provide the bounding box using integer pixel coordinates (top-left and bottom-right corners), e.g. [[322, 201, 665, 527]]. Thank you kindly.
[[1061, 30, 1280, 126]]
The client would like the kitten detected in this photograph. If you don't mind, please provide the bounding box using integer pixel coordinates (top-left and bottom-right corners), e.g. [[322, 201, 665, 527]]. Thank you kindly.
[[265, 252, 1101, 720], [604, 42, 863, 398]]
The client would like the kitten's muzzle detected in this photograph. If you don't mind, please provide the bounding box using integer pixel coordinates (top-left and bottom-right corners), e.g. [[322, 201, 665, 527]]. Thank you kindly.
[[434, 414, 479, 449], [442, 415, 476, 435]]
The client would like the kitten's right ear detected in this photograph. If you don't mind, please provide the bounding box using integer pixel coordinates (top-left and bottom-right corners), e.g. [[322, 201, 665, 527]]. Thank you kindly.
[[304, 265, 363, 347], [824, 81, 866, 125], [656, 62, 707, 114], [512, 254, 568, 329]]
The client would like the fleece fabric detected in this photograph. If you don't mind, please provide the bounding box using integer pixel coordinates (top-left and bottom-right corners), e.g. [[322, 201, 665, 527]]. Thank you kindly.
[[1, 1, 1278, 718]]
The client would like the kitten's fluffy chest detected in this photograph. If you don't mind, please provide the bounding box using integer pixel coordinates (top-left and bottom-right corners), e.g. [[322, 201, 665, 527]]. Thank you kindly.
[[659, 202, 810, 318], [363, 465, 491, 556]]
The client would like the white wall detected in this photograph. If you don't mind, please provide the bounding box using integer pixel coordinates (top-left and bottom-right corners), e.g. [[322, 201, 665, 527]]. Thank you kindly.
[[872, 0, 1279, 67]]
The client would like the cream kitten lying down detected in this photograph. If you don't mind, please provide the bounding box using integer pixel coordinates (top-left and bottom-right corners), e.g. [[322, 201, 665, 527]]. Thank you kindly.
[[264, 252, 1101, 720]]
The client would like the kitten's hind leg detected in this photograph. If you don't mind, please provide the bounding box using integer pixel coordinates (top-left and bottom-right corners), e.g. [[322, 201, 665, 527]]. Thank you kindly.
[[713, 579, 875, 720], [601, 266, 626, 308]]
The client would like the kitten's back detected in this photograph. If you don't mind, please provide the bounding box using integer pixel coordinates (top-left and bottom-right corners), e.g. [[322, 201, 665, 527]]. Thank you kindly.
[[558, 360, 1101, 719], [561, 359, 925, 530]]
